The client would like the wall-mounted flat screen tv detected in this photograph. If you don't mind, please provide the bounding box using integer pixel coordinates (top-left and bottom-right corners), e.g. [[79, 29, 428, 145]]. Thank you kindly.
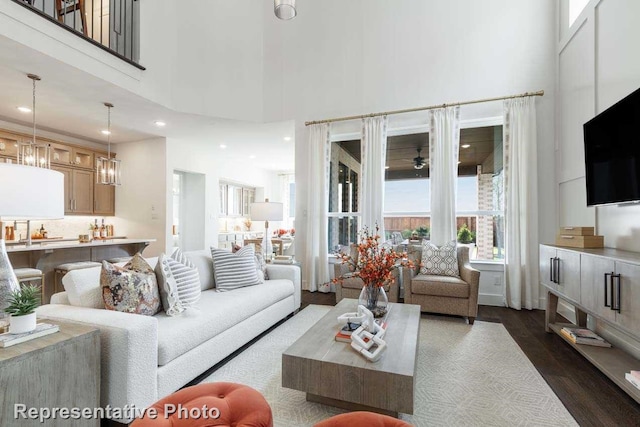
[[584, 87, 640, 206]]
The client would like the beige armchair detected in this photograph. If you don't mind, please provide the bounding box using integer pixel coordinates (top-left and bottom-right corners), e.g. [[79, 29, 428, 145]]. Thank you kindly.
[[333, 244, 400, 303], [401, 245, 480, 324], [334, 263, 400, 304]]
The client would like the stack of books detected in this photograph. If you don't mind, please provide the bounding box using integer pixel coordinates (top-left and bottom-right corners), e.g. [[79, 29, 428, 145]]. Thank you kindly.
[[0, 323, 60, 348], [272, 255, 294, 265], [560, 326, 611, 347], [625, 371, 640, 390]]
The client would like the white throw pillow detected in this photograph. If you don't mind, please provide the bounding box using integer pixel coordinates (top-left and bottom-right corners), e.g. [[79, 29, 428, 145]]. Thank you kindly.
[[62, 267, 104, 308], [420, 240, 460, 277], [210, 245, 263, 291]]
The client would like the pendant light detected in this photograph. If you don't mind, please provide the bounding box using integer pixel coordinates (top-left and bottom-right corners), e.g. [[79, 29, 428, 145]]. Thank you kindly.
[[96, 103, 122, 185], [274, 0, 296, 20], [17, 74, 51, 169]]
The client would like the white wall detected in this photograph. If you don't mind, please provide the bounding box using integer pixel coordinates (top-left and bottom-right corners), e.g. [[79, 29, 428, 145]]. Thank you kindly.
[[113, 138, 167, 257], [556, 0, 640, 250], [0, 0, 264, 122], [556, 0, 640, 356], [263, 0, 557, 302]]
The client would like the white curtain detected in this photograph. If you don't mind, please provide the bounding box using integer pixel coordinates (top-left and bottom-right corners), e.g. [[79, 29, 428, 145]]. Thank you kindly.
[[303, 124, 331, 292], [361, 116, 388, 238], [429, 106, 460, 246], [503, 97, 539, 310]]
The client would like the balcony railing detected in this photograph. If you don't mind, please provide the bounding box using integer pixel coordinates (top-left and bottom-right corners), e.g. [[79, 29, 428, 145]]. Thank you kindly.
[[13, 0, 143, 69]]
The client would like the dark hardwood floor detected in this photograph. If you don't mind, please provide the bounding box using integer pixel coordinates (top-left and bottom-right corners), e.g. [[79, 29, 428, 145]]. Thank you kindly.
[[303, 291, 640, 426]]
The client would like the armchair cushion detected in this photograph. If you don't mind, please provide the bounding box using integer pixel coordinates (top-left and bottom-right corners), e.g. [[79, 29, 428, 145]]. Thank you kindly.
[[411, 274, 469, 298]]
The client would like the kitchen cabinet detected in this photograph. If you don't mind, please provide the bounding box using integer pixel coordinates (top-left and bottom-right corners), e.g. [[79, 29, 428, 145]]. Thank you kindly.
[[54, 166, 94, 215], [94, 180, 115, 216], [51, 143, 94, 169], [219, 182, 256, 217], [0, 131, 19, 161]]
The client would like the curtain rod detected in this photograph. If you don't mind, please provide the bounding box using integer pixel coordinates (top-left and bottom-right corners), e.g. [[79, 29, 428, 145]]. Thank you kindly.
[[304, 90, 544, 126]]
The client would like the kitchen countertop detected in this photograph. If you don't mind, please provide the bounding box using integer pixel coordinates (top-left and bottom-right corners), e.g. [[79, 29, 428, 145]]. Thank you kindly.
[[6, 238, 155, 253]]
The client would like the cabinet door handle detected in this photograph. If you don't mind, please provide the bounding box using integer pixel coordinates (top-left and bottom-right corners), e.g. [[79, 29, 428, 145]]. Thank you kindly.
[[604, 273, 611, 307], [612, 273, 621, 313], [554, 257, 560, 284], [549, 258, 554, 283]]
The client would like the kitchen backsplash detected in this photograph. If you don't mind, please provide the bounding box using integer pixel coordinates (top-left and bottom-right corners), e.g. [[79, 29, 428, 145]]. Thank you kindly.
[[10, 216, 115, 240]]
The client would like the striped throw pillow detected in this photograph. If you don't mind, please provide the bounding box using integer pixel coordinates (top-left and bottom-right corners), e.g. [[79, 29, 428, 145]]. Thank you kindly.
[[210, 245, 263, 291], [155, 249, 201, 315]]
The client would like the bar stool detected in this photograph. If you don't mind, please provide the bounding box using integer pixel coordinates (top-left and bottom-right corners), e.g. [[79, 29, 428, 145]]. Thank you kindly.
[[54, 261, 101, 294], [13, 268, 45, 303]]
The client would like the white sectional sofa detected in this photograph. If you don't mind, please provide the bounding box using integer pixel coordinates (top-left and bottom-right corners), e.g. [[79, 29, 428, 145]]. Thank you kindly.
[[36, 250, 300, 421]]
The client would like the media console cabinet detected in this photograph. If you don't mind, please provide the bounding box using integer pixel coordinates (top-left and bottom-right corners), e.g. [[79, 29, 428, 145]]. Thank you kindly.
[[540, 244, 640, 403]]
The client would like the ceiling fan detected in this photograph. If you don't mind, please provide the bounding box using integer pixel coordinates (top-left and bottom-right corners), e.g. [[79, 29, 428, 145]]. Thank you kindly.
[[413, 148, 426, 170]]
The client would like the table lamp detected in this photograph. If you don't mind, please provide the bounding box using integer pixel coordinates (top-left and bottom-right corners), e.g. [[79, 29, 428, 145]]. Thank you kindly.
[[0, 163, 64, 316], [250, 199, 283, 259]]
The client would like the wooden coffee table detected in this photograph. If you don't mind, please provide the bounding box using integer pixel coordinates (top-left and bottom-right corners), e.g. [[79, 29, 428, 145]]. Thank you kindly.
[[282, 299, 421, 416]]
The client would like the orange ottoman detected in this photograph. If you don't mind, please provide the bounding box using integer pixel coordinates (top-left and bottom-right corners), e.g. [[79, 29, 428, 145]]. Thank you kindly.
[[131, 383, 273, 427], [314, 411, 412, 427]]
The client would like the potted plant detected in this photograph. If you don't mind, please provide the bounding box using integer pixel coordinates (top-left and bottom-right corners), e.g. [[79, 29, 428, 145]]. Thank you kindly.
[[6, 285, 40, 334]]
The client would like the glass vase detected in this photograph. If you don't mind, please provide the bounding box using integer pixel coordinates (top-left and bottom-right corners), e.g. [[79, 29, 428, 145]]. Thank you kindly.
[[358, 283, 388, 318]]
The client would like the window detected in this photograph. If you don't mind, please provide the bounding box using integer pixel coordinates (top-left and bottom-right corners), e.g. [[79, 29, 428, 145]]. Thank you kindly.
[[383, 126, 505, 261], [328, 140, 361, 250]]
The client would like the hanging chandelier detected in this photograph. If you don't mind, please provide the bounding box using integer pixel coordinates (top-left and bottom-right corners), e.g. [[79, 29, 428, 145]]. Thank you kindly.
[[18, 74, 51, 169], [96, 103, 122, 186], [274, 0, 296, 20]]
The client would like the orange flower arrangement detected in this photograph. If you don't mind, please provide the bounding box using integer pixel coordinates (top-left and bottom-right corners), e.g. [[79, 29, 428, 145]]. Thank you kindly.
[[333, 226, 414, 288]]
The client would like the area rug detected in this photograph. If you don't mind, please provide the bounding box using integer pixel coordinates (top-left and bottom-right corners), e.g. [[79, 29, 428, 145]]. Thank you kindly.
[[203, 305, 577, 427]]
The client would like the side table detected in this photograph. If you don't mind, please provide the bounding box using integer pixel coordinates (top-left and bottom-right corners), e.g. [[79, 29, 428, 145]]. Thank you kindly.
[[0, 320, 100, 426]]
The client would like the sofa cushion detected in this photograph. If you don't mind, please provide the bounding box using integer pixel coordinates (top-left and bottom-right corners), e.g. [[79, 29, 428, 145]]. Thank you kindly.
[[155, 279, 294, 366], [210, 246, 262, 291], [184, 250, 215, 291], [63, 267, 103, 308], [411, 274, 469, 298], [101, 255, 161, 316], [420, 240, 460, 277]]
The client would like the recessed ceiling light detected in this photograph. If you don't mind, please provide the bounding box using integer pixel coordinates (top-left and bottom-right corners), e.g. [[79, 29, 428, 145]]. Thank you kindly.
[[154, 121, 166, 127], [101, 130, 111, 135], [283, 136, 292, 141], [461, 144, 471, 149], [220, 144, 227, 149], [17, 106, 31, 113]]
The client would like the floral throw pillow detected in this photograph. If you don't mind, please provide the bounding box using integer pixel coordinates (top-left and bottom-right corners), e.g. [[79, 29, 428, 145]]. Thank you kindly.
[[420, 240, 460, 277], [101, 254, 161, 316]]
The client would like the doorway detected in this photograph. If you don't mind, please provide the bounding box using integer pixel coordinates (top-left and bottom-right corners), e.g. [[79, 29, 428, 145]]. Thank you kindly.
[[173, 170, 206, 251]]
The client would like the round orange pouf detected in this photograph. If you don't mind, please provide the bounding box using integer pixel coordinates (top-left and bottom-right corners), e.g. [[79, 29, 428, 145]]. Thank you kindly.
[[131, 383, 273, 427], [314, 411, 412, 427]]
